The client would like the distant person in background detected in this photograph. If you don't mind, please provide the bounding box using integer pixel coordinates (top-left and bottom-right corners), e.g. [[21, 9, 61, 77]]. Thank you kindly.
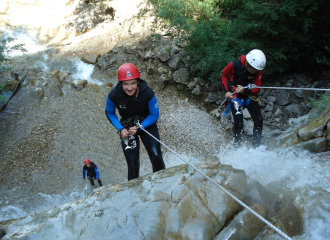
[[83, 159, 102, 186], [221, 49, 266, 149], [105, 63, 165, 181]]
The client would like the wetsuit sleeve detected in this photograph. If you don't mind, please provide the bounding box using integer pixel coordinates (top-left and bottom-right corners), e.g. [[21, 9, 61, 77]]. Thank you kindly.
[[82, 168, 86, 178], [105, 96, 124, 132], [140, 95, 159, 130], [221, 62, 234, 93], [94, 167, 99, 179]]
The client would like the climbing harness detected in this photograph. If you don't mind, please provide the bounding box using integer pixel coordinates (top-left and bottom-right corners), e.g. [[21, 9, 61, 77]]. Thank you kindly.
[[246, 83, 330, 92], [223, 85, 257, 116], [135, 121, 292, 240], [223, 93, 252, 116]]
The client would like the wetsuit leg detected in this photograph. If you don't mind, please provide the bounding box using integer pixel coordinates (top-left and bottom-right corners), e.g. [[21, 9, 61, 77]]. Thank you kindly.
[[121, 135, 140, 180], [88, 176, 94, 186], [98, 179, 102, 186], [231, 101, 244, 148], [139, 123, 165, 173], [246, 100, 263, 148]]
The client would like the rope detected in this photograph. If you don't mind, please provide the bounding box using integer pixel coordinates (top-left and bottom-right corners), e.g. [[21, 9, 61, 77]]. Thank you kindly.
[[135, 122, 292, 240], [247, 83, 330, 92]]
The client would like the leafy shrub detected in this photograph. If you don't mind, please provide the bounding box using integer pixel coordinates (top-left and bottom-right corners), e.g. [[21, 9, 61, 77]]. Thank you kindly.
[[0, 36, 26, 72], [309, 90, 330, 117], [0, 83, 8, 102], [0, 35, 26, 103], [135, 0, 330, 81]]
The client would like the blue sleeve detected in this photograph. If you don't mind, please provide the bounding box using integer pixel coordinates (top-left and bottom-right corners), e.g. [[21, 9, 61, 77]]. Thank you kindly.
[[82, 168, 85, 178], [140, 95, 159, 130], [94, 167, 99, 179], [105, 96, 124, 132]]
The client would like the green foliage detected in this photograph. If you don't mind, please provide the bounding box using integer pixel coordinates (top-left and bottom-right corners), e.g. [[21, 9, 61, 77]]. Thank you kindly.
[[0, 35, 26, 103], [0, 83, 9, 102], [309, 90, 330, 116], [0, 36, 27, 72], [135, 0, 330, 81]]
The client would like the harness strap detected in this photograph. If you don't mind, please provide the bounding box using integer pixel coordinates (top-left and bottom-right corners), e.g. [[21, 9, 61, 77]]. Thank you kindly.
[[223, 97, 252, 116]]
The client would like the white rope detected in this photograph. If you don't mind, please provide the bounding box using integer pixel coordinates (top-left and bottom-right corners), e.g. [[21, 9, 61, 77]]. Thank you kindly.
[[136, 122, 292, 240], [247, 83, 330, 92]]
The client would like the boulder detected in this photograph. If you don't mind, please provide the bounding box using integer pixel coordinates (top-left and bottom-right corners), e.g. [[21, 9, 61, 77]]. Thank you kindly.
[[192, 85, 201, 96], [144, 51, 154, 60], [81, 53, 101, 64], [157, 49, 171, 62], [1, 159, 248, 240], [72, 79, 88, 90], [298, 124, 323, 142], [50, 70, 68, 82], [187, 81, 196, 90], [214, 203, 266, 240], [207, 92, 221, 103], [277, 91, 291, 106], [295, 85, 314, 99], [267, 96, 276, 103], [299, 137, 327, 152], [35, 87, 44, 98], [159, 74, 170, 83], [267, 103, 330, 152], [168, 53, 181, 69], [173, 68, 189, 85]]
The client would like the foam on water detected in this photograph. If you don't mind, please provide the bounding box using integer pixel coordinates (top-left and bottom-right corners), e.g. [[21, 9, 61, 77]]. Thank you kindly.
[[0, 184, 91, 221], [217, 145, 330, 240], [162, 144, 330, 240], [69, 58, 103, 85]]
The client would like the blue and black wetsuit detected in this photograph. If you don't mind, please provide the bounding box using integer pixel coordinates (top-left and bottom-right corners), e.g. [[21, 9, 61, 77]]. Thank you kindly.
[[83, 162, 102, 186], [105, 79, 165, 180]]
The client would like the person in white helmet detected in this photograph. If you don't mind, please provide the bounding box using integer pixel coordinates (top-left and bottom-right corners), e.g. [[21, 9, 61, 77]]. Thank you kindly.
[[221, 49, 266, 148]]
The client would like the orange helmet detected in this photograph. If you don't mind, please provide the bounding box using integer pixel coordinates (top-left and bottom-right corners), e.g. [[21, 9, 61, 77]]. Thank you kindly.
[[117, 63, 140, 81], [84, 159, 91, 165]]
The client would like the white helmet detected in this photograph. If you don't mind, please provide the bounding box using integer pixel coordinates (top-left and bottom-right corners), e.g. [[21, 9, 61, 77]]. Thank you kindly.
[[246, 49, 266, 70]]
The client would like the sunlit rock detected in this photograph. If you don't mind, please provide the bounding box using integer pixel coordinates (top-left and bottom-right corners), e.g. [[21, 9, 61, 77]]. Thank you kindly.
[[72, 79, 88, 90], [299, 137, 327, 152], [0, 158, 248, 240], [35, 87, 44, 99], [214, 203, 266, 240], [268, 103, 330, 152], [81, 53, 101, 64]]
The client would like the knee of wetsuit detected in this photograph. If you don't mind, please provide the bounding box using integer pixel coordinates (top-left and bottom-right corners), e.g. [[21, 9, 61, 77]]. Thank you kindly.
[[233, 120, 243, 130], [148, 147, 165, 172], [253, 115, 263, 126]]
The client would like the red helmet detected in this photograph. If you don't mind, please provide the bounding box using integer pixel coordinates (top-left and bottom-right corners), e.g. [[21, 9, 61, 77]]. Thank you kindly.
[[84, 159, 91, 165], [117, 63, 140, 81]]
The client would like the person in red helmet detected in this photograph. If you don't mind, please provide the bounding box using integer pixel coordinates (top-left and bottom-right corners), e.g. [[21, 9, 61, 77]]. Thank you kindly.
[[82, 159, 102, 186], [105, 63, 166, 181]]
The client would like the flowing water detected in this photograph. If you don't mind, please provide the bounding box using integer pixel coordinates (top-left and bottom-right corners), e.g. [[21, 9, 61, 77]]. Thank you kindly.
[[1, 28, 330, 240]]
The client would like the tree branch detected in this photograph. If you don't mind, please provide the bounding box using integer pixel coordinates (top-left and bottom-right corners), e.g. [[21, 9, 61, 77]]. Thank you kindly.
[[186, 0, 210, 21]]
